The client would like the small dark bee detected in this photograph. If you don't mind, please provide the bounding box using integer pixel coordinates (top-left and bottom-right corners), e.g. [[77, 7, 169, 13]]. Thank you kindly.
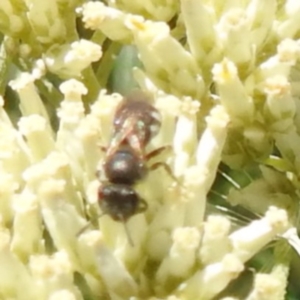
[[97, 91, 173, 245]]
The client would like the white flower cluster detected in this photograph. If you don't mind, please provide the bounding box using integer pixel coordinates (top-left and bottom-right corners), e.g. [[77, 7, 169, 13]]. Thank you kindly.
[[0, 0, 298, 299], [0, 71, 288, 299]]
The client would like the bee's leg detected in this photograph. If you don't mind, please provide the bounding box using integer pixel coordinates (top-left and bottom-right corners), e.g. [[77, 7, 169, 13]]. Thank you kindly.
[[137, 198, 148, 213], [145, 146, 171, 160], [149, 161, 179, 184]]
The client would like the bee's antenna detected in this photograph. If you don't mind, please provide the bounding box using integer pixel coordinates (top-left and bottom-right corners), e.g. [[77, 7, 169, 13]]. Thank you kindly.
[[76, 221, 92, 237], [121, 217, 134, 247], [76, 213, 106, 237]]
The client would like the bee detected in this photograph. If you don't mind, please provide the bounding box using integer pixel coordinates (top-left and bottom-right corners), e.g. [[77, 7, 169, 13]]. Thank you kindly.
[[97, 91, 175, 245]]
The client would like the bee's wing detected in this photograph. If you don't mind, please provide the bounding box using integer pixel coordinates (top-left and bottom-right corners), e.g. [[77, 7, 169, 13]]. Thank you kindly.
[[106, 116, 140, 156]]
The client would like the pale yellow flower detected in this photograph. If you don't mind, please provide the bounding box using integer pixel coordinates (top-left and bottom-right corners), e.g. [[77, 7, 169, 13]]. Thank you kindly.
[[0, 0, 298, 299]]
